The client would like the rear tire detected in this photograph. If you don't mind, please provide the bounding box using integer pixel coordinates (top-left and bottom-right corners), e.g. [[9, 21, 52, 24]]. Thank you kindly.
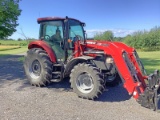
[[24, 48, 52, 86], [70, 63, 105, 100]]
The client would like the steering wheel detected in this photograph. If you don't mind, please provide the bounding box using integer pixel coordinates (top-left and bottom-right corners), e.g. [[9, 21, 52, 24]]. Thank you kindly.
[[75, 35, 83, 40], [44, 35, 51, 41]]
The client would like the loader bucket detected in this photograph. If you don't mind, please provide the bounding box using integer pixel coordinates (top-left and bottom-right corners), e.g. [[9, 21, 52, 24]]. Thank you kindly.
[[137, 70, 160, 111]]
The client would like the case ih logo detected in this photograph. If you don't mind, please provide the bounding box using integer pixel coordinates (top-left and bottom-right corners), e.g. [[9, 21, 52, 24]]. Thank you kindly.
[[86, 41, 96, 44], [87, 41, 109, 47]]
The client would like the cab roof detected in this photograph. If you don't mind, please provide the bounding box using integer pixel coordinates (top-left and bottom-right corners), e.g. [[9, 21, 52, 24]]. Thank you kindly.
[[37, 17, 84, 24]]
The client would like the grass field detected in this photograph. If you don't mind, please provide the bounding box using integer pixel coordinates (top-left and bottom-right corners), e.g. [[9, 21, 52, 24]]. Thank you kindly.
[[138, 51, 160, 74], [0, 45, 21, 51], [0, 40, 30, 46], [0, 46, 28, 56], [0, 40, 29, 56]]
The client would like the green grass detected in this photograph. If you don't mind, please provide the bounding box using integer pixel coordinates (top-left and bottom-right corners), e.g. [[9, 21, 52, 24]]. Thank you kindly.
[[0, 40, 28, 46], [138, 51, 160, 74], [0, 46, 28, 56], [18, 56, 25, 62], [0, 40, 28, 57], [0, 45, 21, 51]]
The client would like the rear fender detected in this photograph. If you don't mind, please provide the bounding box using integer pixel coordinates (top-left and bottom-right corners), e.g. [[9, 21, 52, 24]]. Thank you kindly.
[[28, 40, 56, 63]]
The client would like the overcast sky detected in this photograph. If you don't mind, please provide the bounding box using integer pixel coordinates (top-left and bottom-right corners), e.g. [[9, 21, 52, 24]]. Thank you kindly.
[[10, 0, 160, 39]]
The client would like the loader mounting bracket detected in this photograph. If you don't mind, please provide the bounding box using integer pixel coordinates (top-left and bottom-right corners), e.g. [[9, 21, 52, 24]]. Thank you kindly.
[[137, 70, 160, 111]]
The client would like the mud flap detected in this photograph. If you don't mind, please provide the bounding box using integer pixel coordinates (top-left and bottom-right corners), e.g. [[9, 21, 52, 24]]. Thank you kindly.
[[137, 70, 160, 111]]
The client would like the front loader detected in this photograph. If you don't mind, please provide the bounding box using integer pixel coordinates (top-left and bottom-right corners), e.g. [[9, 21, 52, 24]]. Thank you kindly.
[[24, 16, 160, 111]]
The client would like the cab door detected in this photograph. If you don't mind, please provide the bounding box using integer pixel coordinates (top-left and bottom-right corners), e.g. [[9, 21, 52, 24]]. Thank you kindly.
[[40, 21, 65, 62], [67, 19, 85, 57]]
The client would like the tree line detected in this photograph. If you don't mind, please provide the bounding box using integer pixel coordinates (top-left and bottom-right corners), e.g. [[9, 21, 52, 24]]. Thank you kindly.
[[123, 26, 160, 51], [94, 26, 160, 51]]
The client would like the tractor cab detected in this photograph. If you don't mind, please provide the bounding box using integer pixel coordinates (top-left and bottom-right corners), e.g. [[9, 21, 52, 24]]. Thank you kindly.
[[38, 17, 85, 62]]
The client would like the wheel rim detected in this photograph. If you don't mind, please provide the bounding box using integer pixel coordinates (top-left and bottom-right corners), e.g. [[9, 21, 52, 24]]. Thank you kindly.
[[76, 72, 94, 93], [29, 60, 41, 79], [106, 73, 116, 82]]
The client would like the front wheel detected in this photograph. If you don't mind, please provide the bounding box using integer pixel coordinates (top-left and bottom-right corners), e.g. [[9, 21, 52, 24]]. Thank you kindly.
[[24, 48, 52, 86], [70, 63, 105, 100], [105, 72, 121, 87]]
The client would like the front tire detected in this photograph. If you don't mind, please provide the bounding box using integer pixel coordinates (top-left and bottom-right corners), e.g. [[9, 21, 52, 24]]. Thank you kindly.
[[105, 72, 121, 87], [70, 63, 105, 100], [105, 63, 121, 87], [24, 48, 52, 86]]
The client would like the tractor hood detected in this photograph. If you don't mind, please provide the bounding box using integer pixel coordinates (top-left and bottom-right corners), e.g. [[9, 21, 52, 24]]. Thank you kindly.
[[84, 40, 135, 55]]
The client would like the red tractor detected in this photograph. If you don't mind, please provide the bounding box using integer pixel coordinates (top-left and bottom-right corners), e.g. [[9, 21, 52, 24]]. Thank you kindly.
[[24, 16, 160, 111]]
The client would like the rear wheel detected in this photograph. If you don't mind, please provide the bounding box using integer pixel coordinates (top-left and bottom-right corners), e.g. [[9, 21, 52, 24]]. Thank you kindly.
[[70, 63, 105, 100], [24, 48, 52, 86]]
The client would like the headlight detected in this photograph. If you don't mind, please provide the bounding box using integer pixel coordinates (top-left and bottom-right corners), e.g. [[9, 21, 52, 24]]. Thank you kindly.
[[106, 57, 114, 64]]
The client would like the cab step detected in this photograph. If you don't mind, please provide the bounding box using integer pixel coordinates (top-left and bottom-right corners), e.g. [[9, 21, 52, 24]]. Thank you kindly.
[[53, 64, 62, 67], [51, 79, 61, 82], [52, 71, 61, 74]]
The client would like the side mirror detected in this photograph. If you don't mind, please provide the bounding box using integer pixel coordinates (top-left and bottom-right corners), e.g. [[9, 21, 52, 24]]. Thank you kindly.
[[84, 30, 87, 39]]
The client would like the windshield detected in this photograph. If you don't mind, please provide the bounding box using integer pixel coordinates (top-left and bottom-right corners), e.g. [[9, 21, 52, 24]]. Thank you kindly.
[[68, 19, 85, 41]]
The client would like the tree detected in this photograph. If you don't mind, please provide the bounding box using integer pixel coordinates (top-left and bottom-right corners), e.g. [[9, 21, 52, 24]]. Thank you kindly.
[[102, 31, 114, 40], [94, 31, 114, 41], [94, 32, 102, 40], [0, 0, 21, 39], [17, 37, 22, 41], [114, 37, 123, 41], [123, 26, 160, 51]]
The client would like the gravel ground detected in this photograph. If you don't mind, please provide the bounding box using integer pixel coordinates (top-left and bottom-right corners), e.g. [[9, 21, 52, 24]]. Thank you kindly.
[[0, 54, 160, 120]]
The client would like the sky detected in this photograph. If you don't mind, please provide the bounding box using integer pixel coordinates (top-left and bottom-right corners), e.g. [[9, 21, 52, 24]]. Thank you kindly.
[[10, 0, 160, 39]]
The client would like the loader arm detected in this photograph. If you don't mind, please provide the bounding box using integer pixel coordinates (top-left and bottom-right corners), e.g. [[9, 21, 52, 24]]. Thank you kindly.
[[83, 41, 142, 97], [82, 40, 160, 110]]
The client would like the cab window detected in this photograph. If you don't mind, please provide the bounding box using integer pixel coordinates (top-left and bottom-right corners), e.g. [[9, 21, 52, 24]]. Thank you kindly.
[[68, 20, 85, 41], [40, 21, 63, 41]]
